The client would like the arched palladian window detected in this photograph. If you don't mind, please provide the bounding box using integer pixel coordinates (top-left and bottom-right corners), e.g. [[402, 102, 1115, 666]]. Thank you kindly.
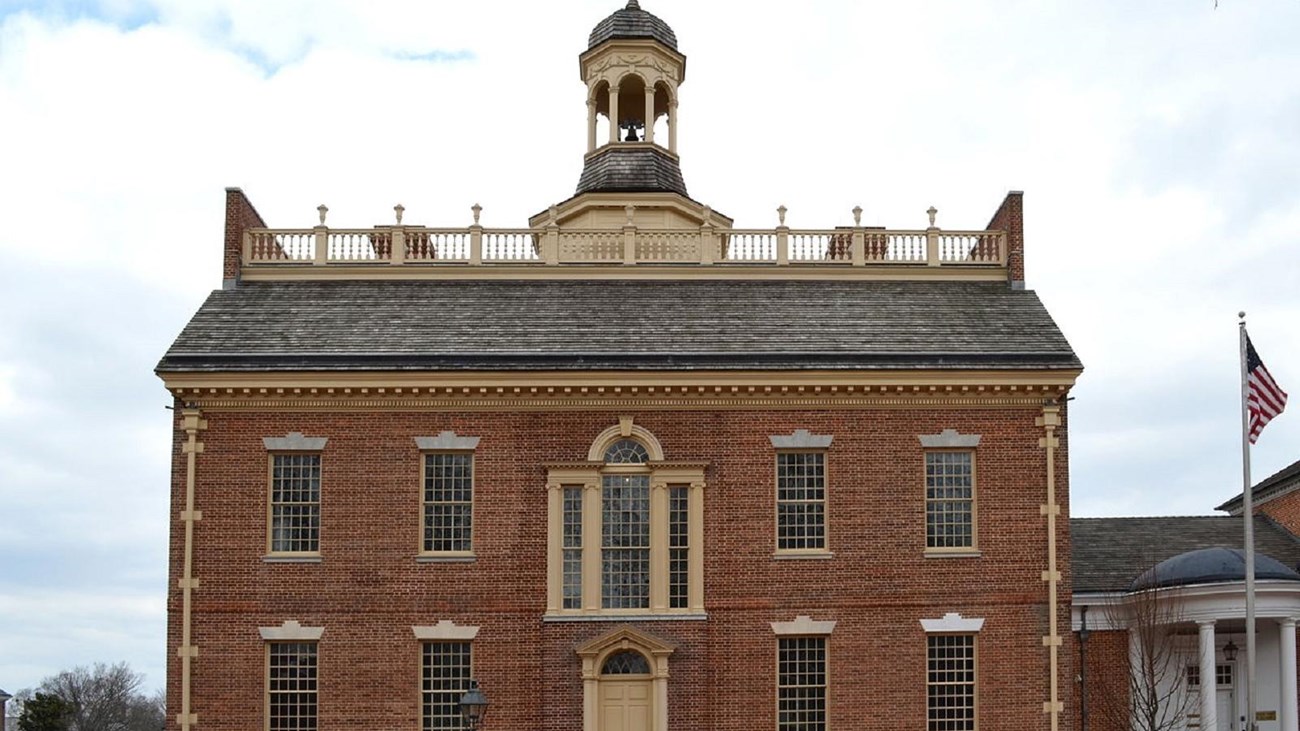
[[546, 418, 706, 617]]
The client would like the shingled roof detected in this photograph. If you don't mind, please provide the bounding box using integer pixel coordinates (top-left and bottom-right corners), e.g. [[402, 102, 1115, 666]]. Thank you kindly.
[[576, 146, 689, 197], [1071, 516, 1300, 593], [157, 279, 1080, 373], [588, 0, 678, 51]]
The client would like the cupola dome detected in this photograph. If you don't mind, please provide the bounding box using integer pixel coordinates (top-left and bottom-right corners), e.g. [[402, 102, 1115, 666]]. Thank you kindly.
[[588, 0, 678, 51]]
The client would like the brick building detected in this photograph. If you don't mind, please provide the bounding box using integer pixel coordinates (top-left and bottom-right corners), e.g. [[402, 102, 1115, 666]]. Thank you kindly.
[[157, 3, 1083, 730], [1071, 460, 1300, 731]]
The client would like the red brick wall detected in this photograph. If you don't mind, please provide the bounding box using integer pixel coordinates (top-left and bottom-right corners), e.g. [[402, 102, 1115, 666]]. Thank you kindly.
[[987, 191, 1025, 287], [223, 188, 267, 285], [168, 404, 1073, 730], [1256, 489, 1300, 536], [1076, 628, 1130, 731]]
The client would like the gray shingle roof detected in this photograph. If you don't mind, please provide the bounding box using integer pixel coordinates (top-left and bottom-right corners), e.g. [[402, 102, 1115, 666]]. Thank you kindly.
[[576, 146, 688, 197], [1071, 516, 1300, 593], [588, 1, 678, 51], [157, 279, 1081, 373]]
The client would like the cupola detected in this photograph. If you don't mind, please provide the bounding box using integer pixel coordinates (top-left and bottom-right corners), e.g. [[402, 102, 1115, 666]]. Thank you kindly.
[[577, 0, 688, 196]]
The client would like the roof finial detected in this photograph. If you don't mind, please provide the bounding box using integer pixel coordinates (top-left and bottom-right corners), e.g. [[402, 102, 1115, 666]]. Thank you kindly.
[[626, 0, 640, 9]]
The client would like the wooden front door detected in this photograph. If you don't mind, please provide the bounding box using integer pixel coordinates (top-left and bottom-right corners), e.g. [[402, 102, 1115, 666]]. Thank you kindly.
[[599, 678, 652, 731]]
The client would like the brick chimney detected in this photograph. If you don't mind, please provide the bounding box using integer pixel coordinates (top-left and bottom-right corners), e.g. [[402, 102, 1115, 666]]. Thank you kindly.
[[986, 191, 1024, 289], [223, 187, 267, 289]]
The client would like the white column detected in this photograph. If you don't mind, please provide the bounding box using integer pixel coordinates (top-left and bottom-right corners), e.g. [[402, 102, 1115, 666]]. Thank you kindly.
[[608, 87, 620, 143], [1199, 620, 1218, 731], [587, 99, 598, 152], [644, 87, 656, 144], [1282, 617, 1298, 731], [668, 100, 678, 153]]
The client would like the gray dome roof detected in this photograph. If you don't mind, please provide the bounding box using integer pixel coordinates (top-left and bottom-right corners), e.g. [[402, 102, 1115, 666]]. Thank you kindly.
[[588, 1, 678, 51], [1131, 547, 1300, 591]]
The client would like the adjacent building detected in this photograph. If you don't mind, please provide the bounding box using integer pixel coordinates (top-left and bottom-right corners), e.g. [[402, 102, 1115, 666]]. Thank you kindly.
[[158, 3, 1083, 730]]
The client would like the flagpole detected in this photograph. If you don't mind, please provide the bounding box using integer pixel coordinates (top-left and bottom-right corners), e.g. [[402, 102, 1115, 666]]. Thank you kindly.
[[1239, 311, 1258, 731]]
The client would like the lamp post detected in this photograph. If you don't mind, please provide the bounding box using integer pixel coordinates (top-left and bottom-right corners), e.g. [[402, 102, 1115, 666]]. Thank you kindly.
[[459, 679, 490, 730]]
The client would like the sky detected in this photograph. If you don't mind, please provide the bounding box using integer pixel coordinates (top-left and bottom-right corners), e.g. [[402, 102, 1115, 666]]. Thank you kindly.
[[1, 0, 1299, 700]]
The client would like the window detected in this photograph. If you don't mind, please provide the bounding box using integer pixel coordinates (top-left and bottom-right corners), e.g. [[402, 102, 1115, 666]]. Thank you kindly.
[[770, 430, 833, 556], [1187, 663, 1234, 687], [927, 634, 976, 731], [423, 453, 474, 555], [546, 420, 706, 616], [777, 636, 827, 731], [776, 452, 826, 552], [925, 452, 975, 551], [422, 642, 471, 730], [269, 454, 321, 554], [602, 472, 651, 609], [562, 487, 583, 609], [267, 642, 317, 731]]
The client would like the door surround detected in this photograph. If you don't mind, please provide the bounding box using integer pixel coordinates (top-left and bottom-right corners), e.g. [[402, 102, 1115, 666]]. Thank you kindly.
[[577, 626, 676, 731]]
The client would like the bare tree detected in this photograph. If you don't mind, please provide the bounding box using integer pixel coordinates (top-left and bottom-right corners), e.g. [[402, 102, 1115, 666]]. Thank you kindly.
[[14, 663, 163, 731], [1093, 583, 1199, 731]]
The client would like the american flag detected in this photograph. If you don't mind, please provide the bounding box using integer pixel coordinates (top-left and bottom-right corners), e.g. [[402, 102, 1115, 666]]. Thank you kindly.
[[1246, 335, 1288, 444]]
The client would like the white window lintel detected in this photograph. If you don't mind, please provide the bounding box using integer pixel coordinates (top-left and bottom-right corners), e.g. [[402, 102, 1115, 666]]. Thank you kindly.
[[770, 615, 837, 635], [769, 430, 833, 449], [259, 620, 324, 641], [414, 431, 481, 451], [263, 432, 328, 451], [412, 620, 481, 641], [918, 429, 980, 449], [920, 613, 985, 633]]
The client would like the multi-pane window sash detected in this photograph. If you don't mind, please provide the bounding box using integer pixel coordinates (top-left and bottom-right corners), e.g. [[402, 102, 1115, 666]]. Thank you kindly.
[[927, 634, 976, 731], [268, 642, 317, 731], [423, 642, 471, 730], [423, 453, 474, 554], [602, 474, 651, 609], [925, 452, 974, 550], [1187, 664, 1235, 688], [777, 637, 827, 731], [270, 454, 321, 554], [776, 452, 826, 551], [668, 486, 689, 609], [562, 487, 583, 610]]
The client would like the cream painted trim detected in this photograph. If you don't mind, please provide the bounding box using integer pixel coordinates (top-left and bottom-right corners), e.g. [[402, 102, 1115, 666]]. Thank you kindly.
[[918, 428, 981, 448], [587, 420, 666, 461], [262, 432, 327, 451], [546, 457, 706, 617], [770, 615, 837, 636], [239, 264, 1009, 283], [920, 613, 985, 633], [411, 620, 480, 641], [577, 626, 676, 731], [769, 429, 833, 449], [414, 431, 480, 450], [164, 368, 1082, 394], [259, 620, 325, 641]]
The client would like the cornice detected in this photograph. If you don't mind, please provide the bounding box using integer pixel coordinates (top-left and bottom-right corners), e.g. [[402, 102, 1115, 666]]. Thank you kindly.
[[164, 369, 1078, 411]]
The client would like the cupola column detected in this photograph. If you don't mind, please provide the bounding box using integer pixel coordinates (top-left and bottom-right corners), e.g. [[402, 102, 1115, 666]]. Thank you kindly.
[[643, 87, 656, 144], [608, 85, 621, 143], [669, 100, 678, 153], [587, 99, 598, 153]]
